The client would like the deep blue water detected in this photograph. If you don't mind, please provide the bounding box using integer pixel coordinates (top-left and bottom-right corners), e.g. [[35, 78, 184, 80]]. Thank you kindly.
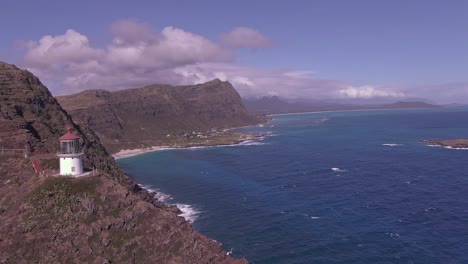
[[118, 107, 468, 264]]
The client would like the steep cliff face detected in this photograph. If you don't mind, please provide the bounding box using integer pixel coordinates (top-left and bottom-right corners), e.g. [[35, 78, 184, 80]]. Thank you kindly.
[[0, 62, 126, 184], [57, 80, 261, 152], [0, 62, 245, 263]]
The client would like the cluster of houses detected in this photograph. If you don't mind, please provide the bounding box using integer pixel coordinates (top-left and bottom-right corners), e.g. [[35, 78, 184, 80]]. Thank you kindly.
[[166, 128, 230, 140]]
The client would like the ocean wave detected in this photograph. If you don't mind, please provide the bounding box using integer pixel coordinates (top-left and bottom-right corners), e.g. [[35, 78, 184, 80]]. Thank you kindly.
[[266, 131, 279, 137], [425, 144, 468, 150], [443, 146, 468, 150], [138, 184, 173, 203], [184, 140, 267, 150], [114, 146, 182, 159], [117, 134, 272, 157], [238, 140, 267, 146], [386, 232, 401, 239], [382, 143, 403, 147], [138, 184, 201, 223], [331, 167, 346, 172], [176, 203, 201, 223], [319, 117, 330, 123]]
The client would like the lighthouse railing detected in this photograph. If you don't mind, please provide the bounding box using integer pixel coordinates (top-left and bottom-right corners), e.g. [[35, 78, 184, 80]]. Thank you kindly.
[[57, 148, 84, 155]]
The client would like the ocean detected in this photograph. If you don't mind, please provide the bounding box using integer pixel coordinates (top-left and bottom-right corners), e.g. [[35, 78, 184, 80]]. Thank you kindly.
[[117, 107, 468, 264]]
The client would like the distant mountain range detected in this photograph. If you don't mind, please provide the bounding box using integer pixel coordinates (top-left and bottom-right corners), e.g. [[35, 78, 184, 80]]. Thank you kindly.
[[243, 96, 440, 115]]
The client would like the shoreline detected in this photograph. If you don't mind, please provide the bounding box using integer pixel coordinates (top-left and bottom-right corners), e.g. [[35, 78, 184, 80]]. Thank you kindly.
[[268, 106, 442, 117], [421, 139, 468, 150], [113, 132, 266, 160]]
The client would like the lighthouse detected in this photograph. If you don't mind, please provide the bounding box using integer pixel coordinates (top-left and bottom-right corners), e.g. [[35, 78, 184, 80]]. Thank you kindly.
[[57, 127, 84, 176]]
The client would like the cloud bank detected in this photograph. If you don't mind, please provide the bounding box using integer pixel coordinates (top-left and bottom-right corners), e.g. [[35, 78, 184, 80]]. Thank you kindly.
[[16, 19, 465, 103]]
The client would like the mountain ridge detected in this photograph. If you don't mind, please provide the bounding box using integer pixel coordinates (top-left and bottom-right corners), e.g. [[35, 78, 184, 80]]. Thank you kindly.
[[0, 61, 245, 263], [58, 79, 265, 153], [243, 96, 440, 115]]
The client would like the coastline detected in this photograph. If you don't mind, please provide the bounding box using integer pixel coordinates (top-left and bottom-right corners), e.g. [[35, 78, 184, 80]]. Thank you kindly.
[[421, 139, 468, 150], [268, 106, 442, 117], [113, 131, 268, 222], [113, 132, 265, 160]]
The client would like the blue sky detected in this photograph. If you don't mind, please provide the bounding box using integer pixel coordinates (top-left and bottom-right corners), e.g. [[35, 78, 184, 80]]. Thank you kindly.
[[1, 0, 467, 102]]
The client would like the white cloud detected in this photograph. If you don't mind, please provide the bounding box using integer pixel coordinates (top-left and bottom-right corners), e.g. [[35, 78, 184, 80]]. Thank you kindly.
[[173, 63, 346, 99], [107, 24, 234, 69], [19, 20, 248, 94], [337, 85, 405, 98], [23, 29, 104, 67], [220, 27, 272, 49], [19, 20, 430, 102]]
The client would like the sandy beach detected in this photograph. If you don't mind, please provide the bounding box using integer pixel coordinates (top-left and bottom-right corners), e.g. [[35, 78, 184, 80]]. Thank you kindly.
[[113, 132, 264, 160]]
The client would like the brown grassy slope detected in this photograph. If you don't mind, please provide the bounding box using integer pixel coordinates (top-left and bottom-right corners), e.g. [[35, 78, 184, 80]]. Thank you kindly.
[[0, 61, 246, 263], [0, 157, 244, 263], [428, 139, 468, 148], [0, 62, 127, 185]]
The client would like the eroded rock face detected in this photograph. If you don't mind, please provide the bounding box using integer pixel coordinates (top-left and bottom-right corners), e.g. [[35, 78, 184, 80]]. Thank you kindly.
[[0, 62, 126, 184], [423, 139, 468, 149], [0, 173, 245, 263], [57, 79, 262, 153], [0, 61, 246, 263]]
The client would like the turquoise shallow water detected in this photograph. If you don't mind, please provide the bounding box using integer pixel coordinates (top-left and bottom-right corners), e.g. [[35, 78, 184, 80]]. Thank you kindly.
[[118, 107, 468, 264]]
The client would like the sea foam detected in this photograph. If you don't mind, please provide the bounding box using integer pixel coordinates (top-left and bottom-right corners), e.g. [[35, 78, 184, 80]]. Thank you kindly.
[[331, 167, 346, 172], [138, 184, 201, 223], [425, 144, 468, 150], [382, 143, 403, 147], [175, 203, 201, 223]]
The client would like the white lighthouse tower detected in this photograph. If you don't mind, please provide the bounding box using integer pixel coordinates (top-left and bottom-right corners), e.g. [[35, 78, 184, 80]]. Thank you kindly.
[[57, 127, 84, 176]]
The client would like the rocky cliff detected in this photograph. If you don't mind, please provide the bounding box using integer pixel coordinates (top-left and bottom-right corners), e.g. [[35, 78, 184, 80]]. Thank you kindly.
[[0, 61, 245, 263], [0, 62, 127, 185], [57, 80, 262, 153]]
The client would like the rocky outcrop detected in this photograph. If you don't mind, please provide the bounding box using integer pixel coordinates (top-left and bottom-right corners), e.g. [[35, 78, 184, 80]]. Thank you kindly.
[[57, 80, 263, 153], [0, 169, 243, 263], [422, 139, 468, 149], [0, 61, 246, 263], [0, 62, 126, 185]]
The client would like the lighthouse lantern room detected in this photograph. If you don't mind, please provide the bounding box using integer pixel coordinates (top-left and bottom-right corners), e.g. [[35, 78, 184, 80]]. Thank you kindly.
[[57, 127, 84, 176]]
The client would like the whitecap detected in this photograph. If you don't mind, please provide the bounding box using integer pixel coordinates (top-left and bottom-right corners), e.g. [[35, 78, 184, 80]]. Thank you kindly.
[[443, 146, 468, 150], [182, 140, 267, 150], [310, 216, 320, 220], [176, 203, 201, 223], [386, 232, 401, 239], [139, 184, 202, 223], [426, 144, 468, 150], [266, 131, 279, 137], [138, 184, 173, 203], [382, 143, 403, 147], [237, 140, 267, 146], [424, 207, 437, 212], [332, 167, 346, 172]]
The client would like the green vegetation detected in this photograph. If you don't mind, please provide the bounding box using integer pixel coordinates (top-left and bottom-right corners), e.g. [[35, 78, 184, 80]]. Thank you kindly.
[[0, 204, 9, 214], [28, 176, 101, 227], [39, 158, 59, 170]]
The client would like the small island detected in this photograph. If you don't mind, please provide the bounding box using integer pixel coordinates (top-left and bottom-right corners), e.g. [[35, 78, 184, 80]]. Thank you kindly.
[[422, 139, 468, 149]]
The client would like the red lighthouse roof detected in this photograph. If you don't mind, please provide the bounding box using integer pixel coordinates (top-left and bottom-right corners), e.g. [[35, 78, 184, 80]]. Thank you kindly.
[[59, 127, 80, 140]]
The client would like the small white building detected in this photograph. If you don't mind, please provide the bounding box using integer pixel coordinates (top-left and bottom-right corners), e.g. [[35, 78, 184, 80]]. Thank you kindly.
[[57, 127, 84, 176]]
